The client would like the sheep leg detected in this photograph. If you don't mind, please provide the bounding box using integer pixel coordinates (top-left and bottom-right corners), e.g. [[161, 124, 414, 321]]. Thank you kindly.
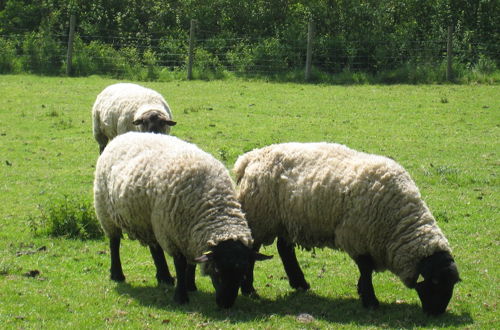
[[277, 237, 310, 290], [109, 235, 125, 282], [148, 244, 175, 286], [172, 254, 189, 304], [241, 245, 260, 297], [94, 129, 108, 154], [355, 254, 379, 309], [186, 264, 197, 291]]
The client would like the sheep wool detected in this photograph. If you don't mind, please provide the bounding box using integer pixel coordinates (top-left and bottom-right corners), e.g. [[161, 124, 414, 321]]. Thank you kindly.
[[234, 142, 452, 287], [92, 83, 174, 144], [94, 132, 253, 264]]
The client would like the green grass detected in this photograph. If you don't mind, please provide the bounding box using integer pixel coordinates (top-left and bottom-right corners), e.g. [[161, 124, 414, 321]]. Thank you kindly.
[[0, 74, 498, 329]]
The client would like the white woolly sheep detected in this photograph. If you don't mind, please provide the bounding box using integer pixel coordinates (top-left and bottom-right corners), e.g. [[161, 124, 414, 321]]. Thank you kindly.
[[92, 83, 176, 153], [94, 132, 270, 308], [234, 142, 460, 315]]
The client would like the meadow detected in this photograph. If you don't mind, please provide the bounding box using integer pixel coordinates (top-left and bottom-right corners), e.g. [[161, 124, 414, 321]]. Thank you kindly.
[[0, 74, 498, 329]]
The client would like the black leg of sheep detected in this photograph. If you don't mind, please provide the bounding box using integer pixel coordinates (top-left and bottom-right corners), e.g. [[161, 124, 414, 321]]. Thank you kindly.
[[173, 254, 189, 304], [354, 254, 380, 309], [241, 245, 259, 297], [277, 237, 310, 291], [186, 264, 197, 291], [148, 244, 175, 286], [109, 235, 125, 282]]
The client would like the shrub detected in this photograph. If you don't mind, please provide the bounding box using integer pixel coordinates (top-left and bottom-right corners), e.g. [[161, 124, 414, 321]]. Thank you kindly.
[[21, 31, 62, 75], [29, 195, 103, 240], [474, 55, 497, 75], [252, 37, 289, 72], [72, 39, 124, 77], [142, 49, 160, 81], [0, 37, 21, 73], [226, 42, 254, 73], [191, 48, 226, 80], [158, 34, 187, 68]]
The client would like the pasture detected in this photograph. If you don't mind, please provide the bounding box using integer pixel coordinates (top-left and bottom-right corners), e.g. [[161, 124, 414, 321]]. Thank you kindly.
[[0, 75, 498, 328]]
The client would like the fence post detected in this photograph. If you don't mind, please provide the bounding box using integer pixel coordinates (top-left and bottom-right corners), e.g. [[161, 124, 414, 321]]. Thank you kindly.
[[187, 19, 197, 80], [305, 21, 314, 81], [66, 14, 76, 76], [446, 25, 453, 81]]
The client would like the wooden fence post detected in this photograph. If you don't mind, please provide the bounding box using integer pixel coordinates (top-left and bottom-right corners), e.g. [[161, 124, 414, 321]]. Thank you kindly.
[[187, 19, 197, 80], [446, 25, 453, 81], [66, 14, 76, 76], [305, 21, 314, 81]]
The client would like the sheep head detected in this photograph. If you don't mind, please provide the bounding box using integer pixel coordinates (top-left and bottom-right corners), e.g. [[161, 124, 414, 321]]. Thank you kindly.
[[415, 251, 460, 315], [195, 240, 272, 308], [133, 110, 176, 134]]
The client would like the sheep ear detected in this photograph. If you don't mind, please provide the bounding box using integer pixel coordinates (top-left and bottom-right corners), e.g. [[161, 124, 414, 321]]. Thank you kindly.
[[254, 252, 273, 261], [194, 251, 213, 263], [132, 118, 143, 125], [157, 113, 176, 127]]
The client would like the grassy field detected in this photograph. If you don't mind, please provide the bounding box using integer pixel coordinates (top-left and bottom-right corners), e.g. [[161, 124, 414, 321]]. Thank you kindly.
[[0, 74, 498, 329]]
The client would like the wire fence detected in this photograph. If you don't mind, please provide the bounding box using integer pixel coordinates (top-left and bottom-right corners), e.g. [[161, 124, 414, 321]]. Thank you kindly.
[[1, 21, 498, 81]]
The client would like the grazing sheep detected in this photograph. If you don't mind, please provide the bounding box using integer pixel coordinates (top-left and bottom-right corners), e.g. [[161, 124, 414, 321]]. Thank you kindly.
[[92, 83, 176, 153], [94, 132, 270, 308], [234, 142, 460, 315]]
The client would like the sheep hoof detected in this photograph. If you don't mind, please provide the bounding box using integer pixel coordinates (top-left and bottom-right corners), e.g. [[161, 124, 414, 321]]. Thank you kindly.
[[361, 298, 380, 310], [173, 292, 189, 305], [110, 274, 125, 282], [291, 281, 310, 291], [158, 276, 175, 286]]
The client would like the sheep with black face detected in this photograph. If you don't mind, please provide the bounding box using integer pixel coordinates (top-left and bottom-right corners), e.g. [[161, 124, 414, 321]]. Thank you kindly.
[[234, 142, 460, 315], [92, 83, 176, 154], [94, 132, 270, 308]]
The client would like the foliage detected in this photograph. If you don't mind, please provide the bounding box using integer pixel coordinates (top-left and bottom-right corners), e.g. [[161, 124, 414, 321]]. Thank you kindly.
[[0, 0, 498, 81], [0, 37, 20, 73], [21, 31, 62, 75]]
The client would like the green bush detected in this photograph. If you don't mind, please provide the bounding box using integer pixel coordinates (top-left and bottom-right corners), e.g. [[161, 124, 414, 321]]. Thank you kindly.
[[158, 34, 187, 68], [21, 31, 62, 75], [29, 195, 103, 240], [0, 37, 21, 73], [118, 46, 143, 79], [191, 48, 227, 80], [252, 37, 289, 72], [142, 49, 160, 81], [474, 55, 497, 74], [226, 42, 254, 73]]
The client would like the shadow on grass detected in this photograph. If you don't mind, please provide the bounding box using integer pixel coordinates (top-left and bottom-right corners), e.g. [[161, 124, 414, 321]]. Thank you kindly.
[[115, 282, 473, 328]]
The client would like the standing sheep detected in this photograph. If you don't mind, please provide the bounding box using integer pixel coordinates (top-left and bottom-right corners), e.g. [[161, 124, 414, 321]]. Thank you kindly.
[[94, 132, 270, 308], [92, 83, 176, 153], [234, 142, 460, 315]]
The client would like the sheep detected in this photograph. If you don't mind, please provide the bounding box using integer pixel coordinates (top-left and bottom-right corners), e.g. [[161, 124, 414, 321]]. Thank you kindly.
[[233, 142, 460, 315], [92, 83, 176, 154], [94, 132, 271, 308]]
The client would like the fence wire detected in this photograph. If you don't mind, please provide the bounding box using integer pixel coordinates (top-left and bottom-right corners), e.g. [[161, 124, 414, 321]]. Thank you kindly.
[[0, 28, 498, 79]]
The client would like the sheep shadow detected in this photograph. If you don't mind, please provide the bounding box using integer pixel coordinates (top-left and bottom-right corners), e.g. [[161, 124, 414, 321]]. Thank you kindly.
[[115, 282, 473, 328]]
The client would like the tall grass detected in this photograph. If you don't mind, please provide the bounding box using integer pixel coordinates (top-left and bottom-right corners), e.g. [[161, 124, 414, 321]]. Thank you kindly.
[[28, 195, 103, 240]]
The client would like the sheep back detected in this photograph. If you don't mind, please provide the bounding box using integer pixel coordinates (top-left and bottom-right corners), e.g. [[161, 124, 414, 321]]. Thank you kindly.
[[234, 142, 451, 287], [94, 132, 253, 263], [92, 83, 174, 140]]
